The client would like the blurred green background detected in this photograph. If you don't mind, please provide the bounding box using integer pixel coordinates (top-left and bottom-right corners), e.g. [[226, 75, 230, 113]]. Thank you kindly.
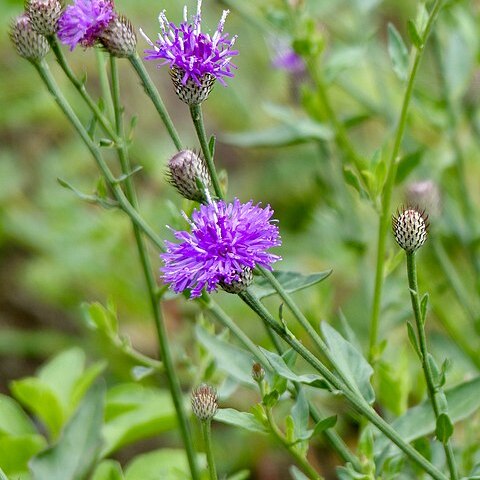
[[2, 0, 480, 477]]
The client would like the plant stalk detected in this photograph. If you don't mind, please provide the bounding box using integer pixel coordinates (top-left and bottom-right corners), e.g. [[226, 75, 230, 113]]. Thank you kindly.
[[201, 420, 218, 480], [406, 252, 458, 480], [368, 0, 444, 361]]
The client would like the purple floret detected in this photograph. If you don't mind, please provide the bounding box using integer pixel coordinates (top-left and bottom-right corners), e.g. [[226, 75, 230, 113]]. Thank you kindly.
[[58, 0, 115, 50], [142, 0, 238, 86], [161, 199, 281, 298]]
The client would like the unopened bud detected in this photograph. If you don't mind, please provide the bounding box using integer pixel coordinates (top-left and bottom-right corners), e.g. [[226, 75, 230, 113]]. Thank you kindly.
[[220, 267, 253, 294], [168, 149, 211, 201], [191, 384, 218, 421], [170, 66, 216, 105], [100, 15, 137, 58], [251, 363, 265, 383], [392, 207, 429, 253], [405, 180, 441, 219], [26, 0, 63, 36], [10, 14, 50, 61]]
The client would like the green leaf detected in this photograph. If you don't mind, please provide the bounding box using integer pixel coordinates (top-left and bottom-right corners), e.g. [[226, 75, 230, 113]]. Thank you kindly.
[[0, 434, 46, 476], [102, 383, 177, 457], [250, 270, 332, 300], [83, 302, 118, 336], [214, 408, 268, 434], [125, 449, 204, 480], [291, 389, 309, 439], [29, 382, 105, 480], [436, 413, 454, 443], [312, 415, 338, 437], [407, 19, 423, 48], [263, 390, 280, 409], [91, 461, 124, 480], [259, 348, 329, 389], [222, 120, 333, 148], [227, 470, 250, 480], [290, 466, 310, 480], [406, 321, 421, 359], [320, 322, 375, 404], [195, 325, 256, 386], [208, 135, 216, 157], [377, 359, 409, 415], [0, 395, 37, 436], [375, 376, 480, 455], [387, 23, 409, 81], [0, 467, 8, 480], [420, 293, 429, 325], [37, 348, 86, 409], [11, 378, 64, 438], [395, 149, 424, 185], [70, 361, 108, 412]]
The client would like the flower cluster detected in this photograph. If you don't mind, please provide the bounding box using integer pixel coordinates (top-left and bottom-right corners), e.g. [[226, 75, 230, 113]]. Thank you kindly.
[[142, 0, 238, 96], [57, 0, 116, 50], [161, 199, 281, 298]]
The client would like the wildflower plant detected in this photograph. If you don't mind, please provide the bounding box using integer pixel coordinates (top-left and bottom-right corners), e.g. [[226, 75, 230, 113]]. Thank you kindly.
[[5, 0, 480, 479]]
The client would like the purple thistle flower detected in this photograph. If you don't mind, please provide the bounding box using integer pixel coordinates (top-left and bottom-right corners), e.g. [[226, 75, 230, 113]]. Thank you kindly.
[[161, 199, 281, 298], [272, 48, 305, 73], [141, 0, 238, 87], [57, 0, 116, 50]]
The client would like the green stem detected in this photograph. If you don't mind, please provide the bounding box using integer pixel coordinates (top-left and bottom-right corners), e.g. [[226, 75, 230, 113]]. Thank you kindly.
[[239, 289, 448, 480], [368, 0, 444, 361], [263, 400, 323, 480], [307, 61, 367, 190], [48, 37, 118, 140], [406, 252, 458, 480], [189, 103, 224, 199], [201, 420, 218, 480], [109, 56, 200, 480], [128, 53, 182, 150], [95, 48, 115, 122], [201, 295, 361, 470]]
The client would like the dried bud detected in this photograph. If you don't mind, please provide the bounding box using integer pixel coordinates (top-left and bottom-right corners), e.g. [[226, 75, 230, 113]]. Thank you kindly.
[[251, 362, 265, 383], [170, 66, 216, 105], [191, 384, 218, 421], [10, 14, 50, 61], [405, 180, 441, 219], [100, 15, 137, 58], [168, 149, 212, 201], [392, 207, 429, 253], [220, 267, 254, 294], [26, 0, 63, 36]]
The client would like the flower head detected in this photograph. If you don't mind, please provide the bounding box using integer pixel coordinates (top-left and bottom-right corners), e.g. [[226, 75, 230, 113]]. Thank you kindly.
[[392, 206, 429, 253], [26, 0, 63, 37], [100, 15, 136, 58], [10, 14, 50, 61], [142, 0, 238, 90], [161, 199, 281, 298], [58, 0, 116, 51], [191, 384, 218, 421]]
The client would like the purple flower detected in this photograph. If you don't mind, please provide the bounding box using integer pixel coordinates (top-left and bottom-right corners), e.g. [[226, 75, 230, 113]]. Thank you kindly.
[[272, 48, 305, 73], [141, 0, 238, 87], [161, 199, 281, 298], [58, 0, 115, 50]]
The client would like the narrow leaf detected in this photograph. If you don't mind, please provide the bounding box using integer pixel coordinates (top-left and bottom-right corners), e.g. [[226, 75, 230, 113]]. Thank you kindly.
[[214, 408, 268, 434], [406, 322, 421, 359], [312, 415, 338, 436], [436, 413, 454, 443], [250, 270, 332, 300], [407, 19, 423, 48], [387, 23, 409, 81]]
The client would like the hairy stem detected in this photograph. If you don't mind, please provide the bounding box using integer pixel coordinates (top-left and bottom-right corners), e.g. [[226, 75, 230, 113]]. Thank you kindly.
[[189, 103, 224, 199], [406, 252, 458, 480], [128, 52, 182, 150], [201, 420, 218, 480]]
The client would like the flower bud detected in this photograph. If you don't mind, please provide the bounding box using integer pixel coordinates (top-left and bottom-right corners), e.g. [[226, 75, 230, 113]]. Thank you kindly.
[[170, 66, 216, 105], [251, 362, 265, 383], [392, 207, 429, 253], [405, 180, 441, 219], [10, 14, 50, 61], [26, 0, 63, 36], [167, 149, 212, 201], [191, 384, 218, 421], [100, 15, 137, 58], [220, 267, 254, 294]]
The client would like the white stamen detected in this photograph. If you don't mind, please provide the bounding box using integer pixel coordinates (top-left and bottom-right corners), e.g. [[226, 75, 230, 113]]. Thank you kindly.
[[139, 28, 158, 49]]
